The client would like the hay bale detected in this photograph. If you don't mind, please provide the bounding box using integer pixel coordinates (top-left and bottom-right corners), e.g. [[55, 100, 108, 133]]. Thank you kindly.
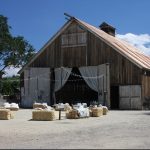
[[66, 111, 70, 119], [102, 106, 108, 115], [64, 104, 72, 111], [0, 109, 11, 120], [66, 109, 79, 119], [91, 107, 103, 117], [33, 103, 48, 109], [32, 110, 55, 121]]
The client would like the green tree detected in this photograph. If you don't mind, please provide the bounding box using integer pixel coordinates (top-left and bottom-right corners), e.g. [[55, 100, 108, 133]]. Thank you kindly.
[[1, 76, 20, 95], [0, 15, 35, 74], [0, 15, 35, 95]]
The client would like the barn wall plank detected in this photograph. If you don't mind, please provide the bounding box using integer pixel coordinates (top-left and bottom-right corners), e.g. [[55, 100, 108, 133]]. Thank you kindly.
[[87, 31, 142, 85]]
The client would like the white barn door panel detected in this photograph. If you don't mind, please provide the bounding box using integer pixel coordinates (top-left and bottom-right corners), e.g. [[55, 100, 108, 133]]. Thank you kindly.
[[21, 68, 50, 108]]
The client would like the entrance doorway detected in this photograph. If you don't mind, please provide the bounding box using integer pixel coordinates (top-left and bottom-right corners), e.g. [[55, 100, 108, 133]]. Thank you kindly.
[[55, 67, 98, 106], [110, 86, 119, 109]]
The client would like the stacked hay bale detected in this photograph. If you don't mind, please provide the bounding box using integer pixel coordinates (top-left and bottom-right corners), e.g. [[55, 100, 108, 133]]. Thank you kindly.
[[66, 109, 79, 119], [32, 110, 55, 121], [90, 107, 103, 117], [0, 109, 14, 120]]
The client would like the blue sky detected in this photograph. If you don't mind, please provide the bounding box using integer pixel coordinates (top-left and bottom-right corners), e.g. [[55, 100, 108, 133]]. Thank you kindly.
[[0, 0, 150, 50], [1, 0, 150, 76]]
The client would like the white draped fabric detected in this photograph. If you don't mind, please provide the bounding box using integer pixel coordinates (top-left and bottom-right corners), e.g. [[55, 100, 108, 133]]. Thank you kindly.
[[79, 66, 98, 92], [79, 66, 103, 92], [54, 67, 72, 92]]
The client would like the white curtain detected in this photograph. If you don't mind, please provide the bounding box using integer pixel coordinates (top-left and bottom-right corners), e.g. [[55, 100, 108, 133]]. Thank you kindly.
[[79, 66, 98, 92], [79, 66, 103, 92], [54, 67, 72, 92]]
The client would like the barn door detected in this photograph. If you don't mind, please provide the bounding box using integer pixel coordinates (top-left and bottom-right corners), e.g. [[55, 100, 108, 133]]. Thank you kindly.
[[98, 64, 110, 108], [119, 85, 142, 110], [22, 68, 50, 107]]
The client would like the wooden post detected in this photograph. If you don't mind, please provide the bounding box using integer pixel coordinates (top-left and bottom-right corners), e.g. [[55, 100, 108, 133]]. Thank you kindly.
[[97, 66, 100, 105], [37, 76, 39, 101], [59, 109, 61, 120], [60, 67, 63, 103], [28, 68, 30, 96], [50, 68, 56, 105]]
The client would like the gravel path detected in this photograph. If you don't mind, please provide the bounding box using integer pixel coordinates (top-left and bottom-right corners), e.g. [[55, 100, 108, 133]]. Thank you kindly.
[[0, 109, 150, 149]]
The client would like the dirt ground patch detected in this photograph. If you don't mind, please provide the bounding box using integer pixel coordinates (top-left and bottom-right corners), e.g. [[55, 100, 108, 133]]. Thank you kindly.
[[0, 109, 150, 149]]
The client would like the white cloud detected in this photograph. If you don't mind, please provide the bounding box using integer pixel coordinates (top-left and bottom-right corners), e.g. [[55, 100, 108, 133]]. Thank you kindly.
[[3, 66, 21, 77], [116, 33, 150, 56]]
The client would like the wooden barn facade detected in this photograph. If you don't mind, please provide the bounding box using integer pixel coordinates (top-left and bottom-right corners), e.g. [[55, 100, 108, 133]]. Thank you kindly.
[[19, 16, 150, 110]]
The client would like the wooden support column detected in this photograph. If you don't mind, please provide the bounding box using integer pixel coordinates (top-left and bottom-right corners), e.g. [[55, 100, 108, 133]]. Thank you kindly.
[[50, 68, 56, 105]]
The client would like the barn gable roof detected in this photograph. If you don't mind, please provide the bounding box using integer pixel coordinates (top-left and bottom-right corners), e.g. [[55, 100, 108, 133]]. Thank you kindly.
[[18, 17, 150, 74]]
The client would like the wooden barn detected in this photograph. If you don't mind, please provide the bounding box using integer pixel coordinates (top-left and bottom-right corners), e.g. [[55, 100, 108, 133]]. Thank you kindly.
[[18, 15, 150, 110]]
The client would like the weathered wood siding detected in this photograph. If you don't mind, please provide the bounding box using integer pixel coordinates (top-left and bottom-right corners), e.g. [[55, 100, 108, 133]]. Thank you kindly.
[[29, 22, 87, 68], [142, 75, 150, 109], [87, 32, 142, 85], [21, 68, 50, 108], [29, 38, 61, 68], [119, 85, 142, 110], [142, 75, 150, 97], [29, 22, 142, 86]]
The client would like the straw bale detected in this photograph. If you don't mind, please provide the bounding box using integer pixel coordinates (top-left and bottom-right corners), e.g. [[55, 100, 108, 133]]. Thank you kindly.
[[32, 110, 55, 121], [66, 112, 71, 119], [0, 109, 11, 120], [66, 109, 79, 119], [102, 106, 108, 115], [91, 107, 103, 117]]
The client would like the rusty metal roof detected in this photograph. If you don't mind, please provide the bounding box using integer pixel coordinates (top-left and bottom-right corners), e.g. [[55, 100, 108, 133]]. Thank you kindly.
[[76, 18, 150, 70]]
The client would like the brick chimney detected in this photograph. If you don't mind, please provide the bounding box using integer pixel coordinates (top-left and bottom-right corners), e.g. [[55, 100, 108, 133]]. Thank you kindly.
[[99, 22, 116, 37]]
